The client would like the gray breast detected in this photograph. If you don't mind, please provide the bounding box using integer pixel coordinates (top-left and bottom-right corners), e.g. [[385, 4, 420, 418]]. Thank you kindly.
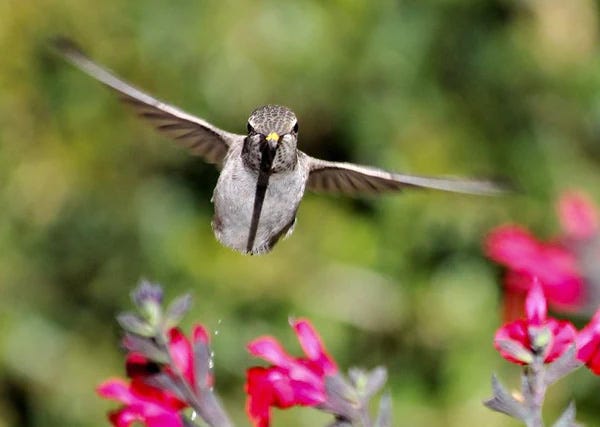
[[211, 147, 309, 254]]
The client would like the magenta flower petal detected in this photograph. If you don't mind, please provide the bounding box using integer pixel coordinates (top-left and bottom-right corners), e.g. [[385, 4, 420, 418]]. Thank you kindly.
[[193, 324, 210, 344], [494, 285, 576, 364], [248, 336, 324, 388], [246, 367, 275, 427], [494, 320, 531, 364], [109, 408, 182, 427], [577, 310, 600, 375], [131, 379, 186, 410], [588, 352, 600, 375], [167, 328, 194, 384], [246, 365, 326, 427], [292, 319, 338, 375], [245, 319, 339, 427], [109, 408, 140, 427], [98, 379, 135, 403], [486, 225, 585, 311], [495, 319, 528, 345], [248, 337, 295, 368], [143, 412, 184, 427], [545, 319, 577, 362], [525, 280, 546, 326], [485, 226, 540, 269], [266, 367, 324, 406], [98, 378, 184, 427], [577, 313, 600, 360], [537, 275, 584, 311], [559, 191, 599, 240]]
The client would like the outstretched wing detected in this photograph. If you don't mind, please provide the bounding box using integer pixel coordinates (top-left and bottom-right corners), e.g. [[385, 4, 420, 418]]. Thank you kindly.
[[305, 157, 506, 196], [54, 38, 243, 166]]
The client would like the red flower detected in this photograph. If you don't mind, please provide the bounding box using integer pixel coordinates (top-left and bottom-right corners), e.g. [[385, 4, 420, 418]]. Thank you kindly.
[[245, 319, 338, 427], [494, 281, 577, 364], [577, 309, 600, 375], [165, 325, 211, 389], [97, 378, 183, 427], [485, 225, 584, 312], [126, 324, 211, 391], [98, 325, 211, 427], [558, 191, 599, 241]]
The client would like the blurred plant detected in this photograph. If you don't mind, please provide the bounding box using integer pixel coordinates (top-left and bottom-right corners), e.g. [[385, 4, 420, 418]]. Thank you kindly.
[[485, 190, 600, 319], [98, 281, 391, 427], [485, 280, 600, 427]]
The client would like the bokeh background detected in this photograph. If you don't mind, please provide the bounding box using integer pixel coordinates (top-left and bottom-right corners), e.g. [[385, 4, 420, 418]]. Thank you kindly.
[[2, 0, 600, 426]]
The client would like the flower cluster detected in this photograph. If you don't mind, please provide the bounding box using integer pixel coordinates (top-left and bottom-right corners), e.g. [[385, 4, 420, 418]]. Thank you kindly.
[[485, 191, 600, 316], [494, 280, 577, 365], [494, 280, 600, 372], [484, 191, 600, 426], [486, 279, 600, 426], [245, 319, 339, 427], [98, 282, 391, 427], [97, 282, 231, 427], [97, 326, 204, 427]]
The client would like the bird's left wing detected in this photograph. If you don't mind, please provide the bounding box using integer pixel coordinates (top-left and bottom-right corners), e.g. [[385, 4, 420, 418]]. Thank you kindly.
[[54, 38, 244, 166], [305, 157, 506, 196]]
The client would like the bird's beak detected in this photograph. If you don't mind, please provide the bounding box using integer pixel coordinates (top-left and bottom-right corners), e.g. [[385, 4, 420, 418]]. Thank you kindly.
[[265, 132, 279, 151]]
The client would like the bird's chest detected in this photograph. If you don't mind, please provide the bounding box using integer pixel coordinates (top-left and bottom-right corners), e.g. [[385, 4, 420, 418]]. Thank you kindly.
[[212, 159, 306, 230]]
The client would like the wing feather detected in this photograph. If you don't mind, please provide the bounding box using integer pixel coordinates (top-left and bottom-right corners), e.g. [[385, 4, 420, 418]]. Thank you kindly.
[[54, 38, 243, 166], [305, 157, 506, 196]]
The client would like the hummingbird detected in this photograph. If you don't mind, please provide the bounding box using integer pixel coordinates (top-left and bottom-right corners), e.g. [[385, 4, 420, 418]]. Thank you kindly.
[[55, 39, 505, 255]]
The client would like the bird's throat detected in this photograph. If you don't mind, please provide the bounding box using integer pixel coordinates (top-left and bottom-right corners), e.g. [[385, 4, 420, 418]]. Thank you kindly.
[[258, 143, 277, 172], [246, 143, 278, 253]]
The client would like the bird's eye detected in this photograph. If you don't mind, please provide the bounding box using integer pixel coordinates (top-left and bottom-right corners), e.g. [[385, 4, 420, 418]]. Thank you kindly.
[[247, 123, 255, 134], [293, 122, 299, 133]]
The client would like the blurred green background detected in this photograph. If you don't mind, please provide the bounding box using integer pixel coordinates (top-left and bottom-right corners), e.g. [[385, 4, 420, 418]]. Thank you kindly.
[[2, 0, 600, 426]]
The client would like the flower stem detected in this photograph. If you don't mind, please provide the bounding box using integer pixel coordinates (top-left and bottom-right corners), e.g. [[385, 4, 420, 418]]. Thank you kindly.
[[524, 357, 546, 427], [358, 411, 372, 427], [357, 401, 373, 427]]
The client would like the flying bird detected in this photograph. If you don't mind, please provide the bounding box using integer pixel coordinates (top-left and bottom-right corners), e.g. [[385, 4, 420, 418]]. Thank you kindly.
[[54, 38, 505, 255]]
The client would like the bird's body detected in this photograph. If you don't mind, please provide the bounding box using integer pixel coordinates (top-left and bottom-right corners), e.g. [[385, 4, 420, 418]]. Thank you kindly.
[[54, 39, 505, 255], [213, 141, 309, 254]]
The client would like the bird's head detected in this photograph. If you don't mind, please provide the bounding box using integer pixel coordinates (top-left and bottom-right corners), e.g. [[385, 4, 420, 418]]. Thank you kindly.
[[246, 105, 299, 152]]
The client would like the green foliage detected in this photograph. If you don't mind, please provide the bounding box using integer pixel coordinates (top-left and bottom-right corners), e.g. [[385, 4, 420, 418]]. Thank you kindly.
[[1, 0, 599, 426]]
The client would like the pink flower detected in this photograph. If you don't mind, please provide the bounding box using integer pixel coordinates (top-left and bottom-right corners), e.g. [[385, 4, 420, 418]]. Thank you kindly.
[[97, 378, 183, 427], [485, 225, 584, 312], [166, 325, 211, 389], [245, 319, 338, 427], [494, 281, 577, 364], [128, 325, 211, 389], [558, 191, 598, 241], [99, 325, 211, 427], [577, 309, 600, 375]]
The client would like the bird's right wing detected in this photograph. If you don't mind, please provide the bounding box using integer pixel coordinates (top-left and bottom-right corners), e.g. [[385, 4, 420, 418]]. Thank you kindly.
[[54, 38, 244, 166], [306, 157, 506, 196]]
